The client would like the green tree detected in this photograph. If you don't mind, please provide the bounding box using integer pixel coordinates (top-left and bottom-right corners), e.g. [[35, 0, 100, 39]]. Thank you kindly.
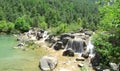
[[0, 21, 7, 32], [15, 16, 30, 32], [93, 0, 120, 68]]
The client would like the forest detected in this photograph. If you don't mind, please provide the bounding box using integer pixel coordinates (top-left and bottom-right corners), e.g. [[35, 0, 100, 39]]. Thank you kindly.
[[0, 0, 119, 70], [0, 0, 99, 33]]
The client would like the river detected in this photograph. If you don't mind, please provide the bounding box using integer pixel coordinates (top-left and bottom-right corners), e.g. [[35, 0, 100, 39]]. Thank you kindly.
[[0, 35, 45, 71]]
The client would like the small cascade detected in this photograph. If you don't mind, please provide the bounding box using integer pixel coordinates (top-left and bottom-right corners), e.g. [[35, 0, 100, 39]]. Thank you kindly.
[[39, 31, 49, 42], [65, 38, 85, 54], [86, 37, 95, 57], [64, 35, 95, 57]]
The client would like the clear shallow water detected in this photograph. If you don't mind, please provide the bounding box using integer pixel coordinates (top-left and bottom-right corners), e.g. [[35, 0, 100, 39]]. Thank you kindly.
[[0, 35, 40, 71]]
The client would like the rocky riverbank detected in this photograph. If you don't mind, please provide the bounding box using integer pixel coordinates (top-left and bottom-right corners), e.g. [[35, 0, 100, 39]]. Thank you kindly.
[[13, 28, 98, 71]]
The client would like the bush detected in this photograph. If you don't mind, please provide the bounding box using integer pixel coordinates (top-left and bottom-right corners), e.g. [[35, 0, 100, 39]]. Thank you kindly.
[[15, 16, 30, 33], [51, 22, 67, 35], [7, 22, 15, 33], [0, 21, 7, 32], [0, 21, 15, 33], [51, 21, 83, 35], [93, 31, 120, 67]]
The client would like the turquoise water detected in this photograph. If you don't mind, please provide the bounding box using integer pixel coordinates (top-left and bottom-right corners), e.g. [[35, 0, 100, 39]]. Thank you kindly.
[[0, 35, 40, 71]]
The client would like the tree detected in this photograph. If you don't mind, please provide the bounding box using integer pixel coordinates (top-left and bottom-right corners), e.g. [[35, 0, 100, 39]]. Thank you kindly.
[[15, 16, 30, 32], [93, 0, 120, 68]]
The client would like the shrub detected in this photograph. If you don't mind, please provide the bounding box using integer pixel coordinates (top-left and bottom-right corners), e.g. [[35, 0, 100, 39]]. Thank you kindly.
[[0, 21, 7, 32], [15, 16, 30, 33], [93, 31, 120, 67], [7, 22, 15, 33]]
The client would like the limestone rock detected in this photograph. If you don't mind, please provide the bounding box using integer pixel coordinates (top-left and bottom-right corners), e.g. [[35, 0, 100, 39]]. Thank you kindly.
[[39, 55, 58, 71]]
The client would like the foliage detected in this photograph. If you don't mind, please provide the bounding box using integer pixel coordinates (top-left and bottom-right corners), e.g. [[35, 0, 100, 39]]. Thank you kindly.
[[93, 0, 120, 68], [0, 21, 7, 32], [0, 21, 14, 33], [15, 16, 30, 32], [6, 22, 15, 33], [51, 22, 67, 35], [93, 31, 120, 67], [80, 66, 88, 71], [38, 16, 48, 29], [0, 0, 99, 31]]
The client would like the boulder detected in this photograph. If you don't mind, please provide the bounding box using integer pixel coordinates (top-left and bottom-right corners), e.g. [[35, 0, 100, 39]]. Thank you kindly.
[[54, 41, 63, 50], [76, 57, 85, 61], [60, 33, 71, 40], [81, 52, 89, 59], [46, 34, 55, 43], [84, 31, 93, 36], [63, 48, 74, 57], [62, 37, 70, 46], [39, 55, 58, 71], [39, 29, 44, 33], [17, 43, 24, 48], [90, 53, 101, 66], [36, 32, 43, 40], [17, 38, 21, 41], [109, 63, 119, 71], [93, 66, 102, 71], [78, 63, 84, 67], [103, 69, 110, 71]]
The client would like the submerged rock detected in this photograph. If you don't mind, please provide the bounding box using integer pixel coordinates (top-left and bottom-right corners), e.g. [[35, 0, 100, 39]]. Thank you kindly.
[[39, 55, 58, 71], [17, 43, 24, 48], [63, 48, 74, 57]]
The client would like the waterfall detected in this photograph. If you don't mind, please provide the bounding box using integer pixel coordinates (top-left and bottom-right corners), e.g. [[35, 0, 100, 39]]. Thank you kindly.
[[40, 31, 49, 42], [64, 38, 85, 54], [64, 35, 95, 57], [86, 37, 95, 57]]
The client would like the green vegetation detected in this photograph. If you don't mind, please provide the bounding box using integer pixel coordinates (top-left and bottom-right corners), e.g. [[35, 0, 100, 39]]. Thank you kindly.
[[15, 16, 30, 32], [0, 0, 120, 70], [93, 0, 120, 69], [0, 0, 99, 33], [0, 21, 15, 33]]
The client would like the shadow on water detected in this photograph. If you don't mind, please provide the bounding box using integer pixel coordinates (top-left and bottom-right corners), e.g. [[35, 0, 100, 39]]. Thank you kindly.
[[0, 35, 40, 71]]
